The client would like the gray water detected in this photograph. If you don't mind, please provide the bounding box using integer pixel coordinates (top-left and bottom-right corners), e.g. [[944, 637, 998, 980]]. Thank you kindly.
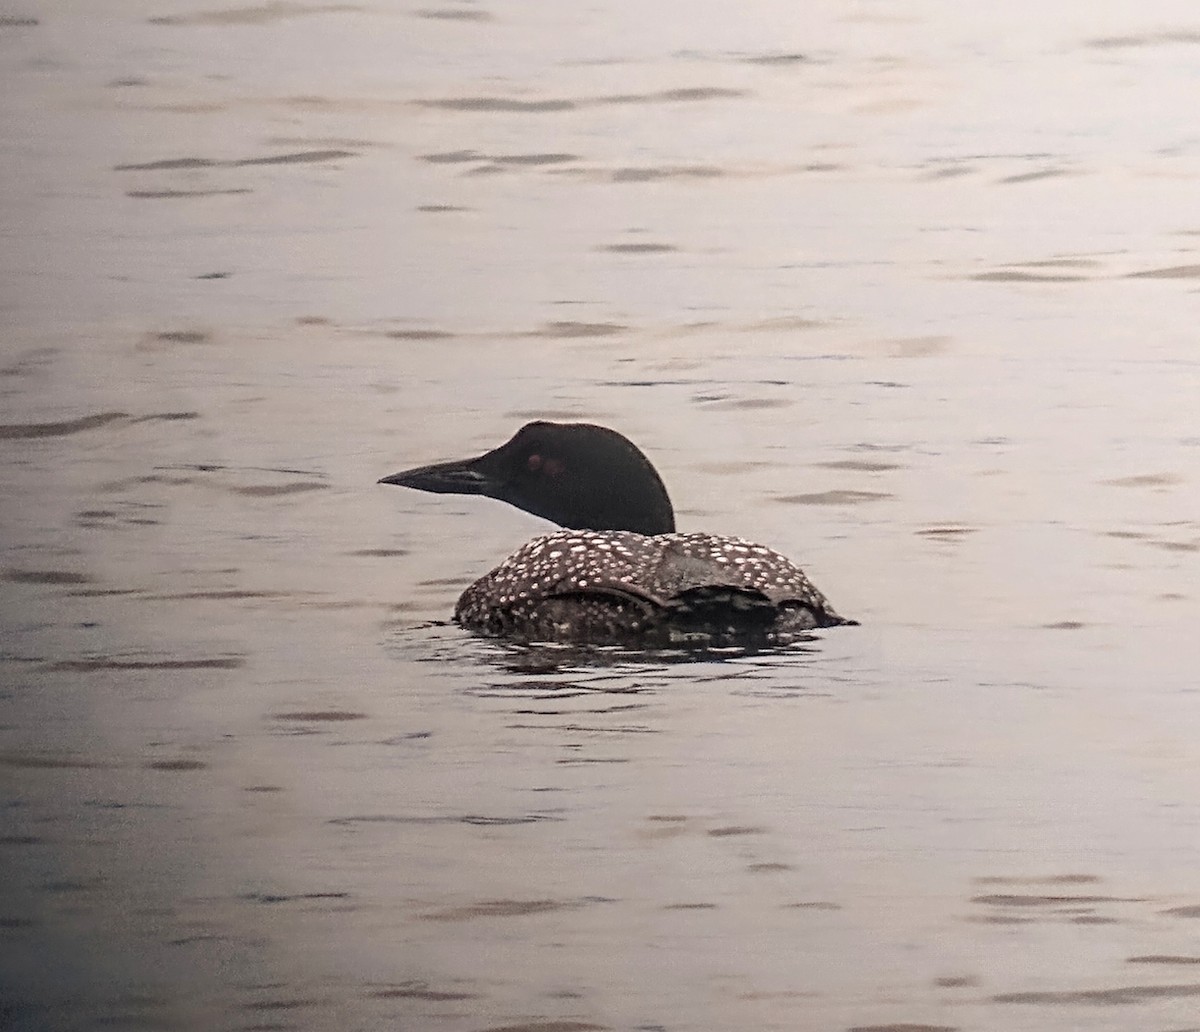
[[3, 2, 1200, 1030]]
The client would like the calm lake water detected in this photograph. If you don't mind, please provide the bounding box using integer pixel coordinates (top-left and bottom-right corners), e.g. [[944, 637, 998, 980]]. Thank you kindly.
[[3, 2, 1200, 1030]]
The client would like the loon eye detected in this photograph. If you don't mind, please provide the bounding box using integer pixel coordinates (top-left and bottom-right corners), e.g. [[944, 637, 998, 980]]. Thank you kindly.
[[527, 453, 543, 472]]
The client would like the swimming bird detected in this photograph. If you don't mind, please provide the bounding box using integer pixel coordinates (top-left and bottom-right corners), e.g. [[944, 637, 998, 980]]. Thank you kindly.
[[379, 421, 854, 646]]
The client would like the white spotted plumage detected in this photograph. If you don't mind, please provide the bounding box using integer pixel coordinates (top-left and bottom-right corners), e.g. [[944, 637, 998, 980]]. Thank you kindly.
[[454, 528, 848, 644]]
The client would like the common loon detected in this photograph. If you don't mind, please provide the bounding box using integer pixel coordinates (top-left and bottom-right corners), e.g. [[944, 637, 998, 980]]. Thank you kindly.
[[379, 421, 854, 646]]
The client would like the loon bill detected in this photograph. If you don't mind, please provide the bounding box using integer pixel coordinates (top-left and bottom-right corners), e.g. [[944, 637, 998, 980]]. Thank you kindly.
[[379, 421, 855, 646]]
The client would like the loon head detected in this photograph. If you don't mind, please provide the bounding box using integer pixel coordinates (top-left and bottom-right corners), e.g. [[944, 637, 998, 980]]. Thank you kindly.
[[379, 421, 676, 536]]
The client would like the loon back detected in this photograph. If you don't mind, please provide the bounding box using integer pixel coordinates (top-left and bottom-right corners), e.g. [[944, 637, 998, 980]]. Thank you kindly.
[[379, 421, 855, 645], [454, 529, 851, 646]]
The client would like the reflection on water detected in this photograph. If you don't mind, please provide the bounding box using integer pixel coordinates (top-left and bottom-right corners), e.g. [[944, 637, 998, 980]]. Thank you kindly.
[[4, 0, 1200, 1029]]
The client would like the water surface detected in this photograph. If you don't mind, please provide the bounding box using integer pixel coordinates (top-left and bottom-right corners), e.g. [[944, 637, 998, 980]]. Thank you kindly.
[[2, 2, 1199, 1030]]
